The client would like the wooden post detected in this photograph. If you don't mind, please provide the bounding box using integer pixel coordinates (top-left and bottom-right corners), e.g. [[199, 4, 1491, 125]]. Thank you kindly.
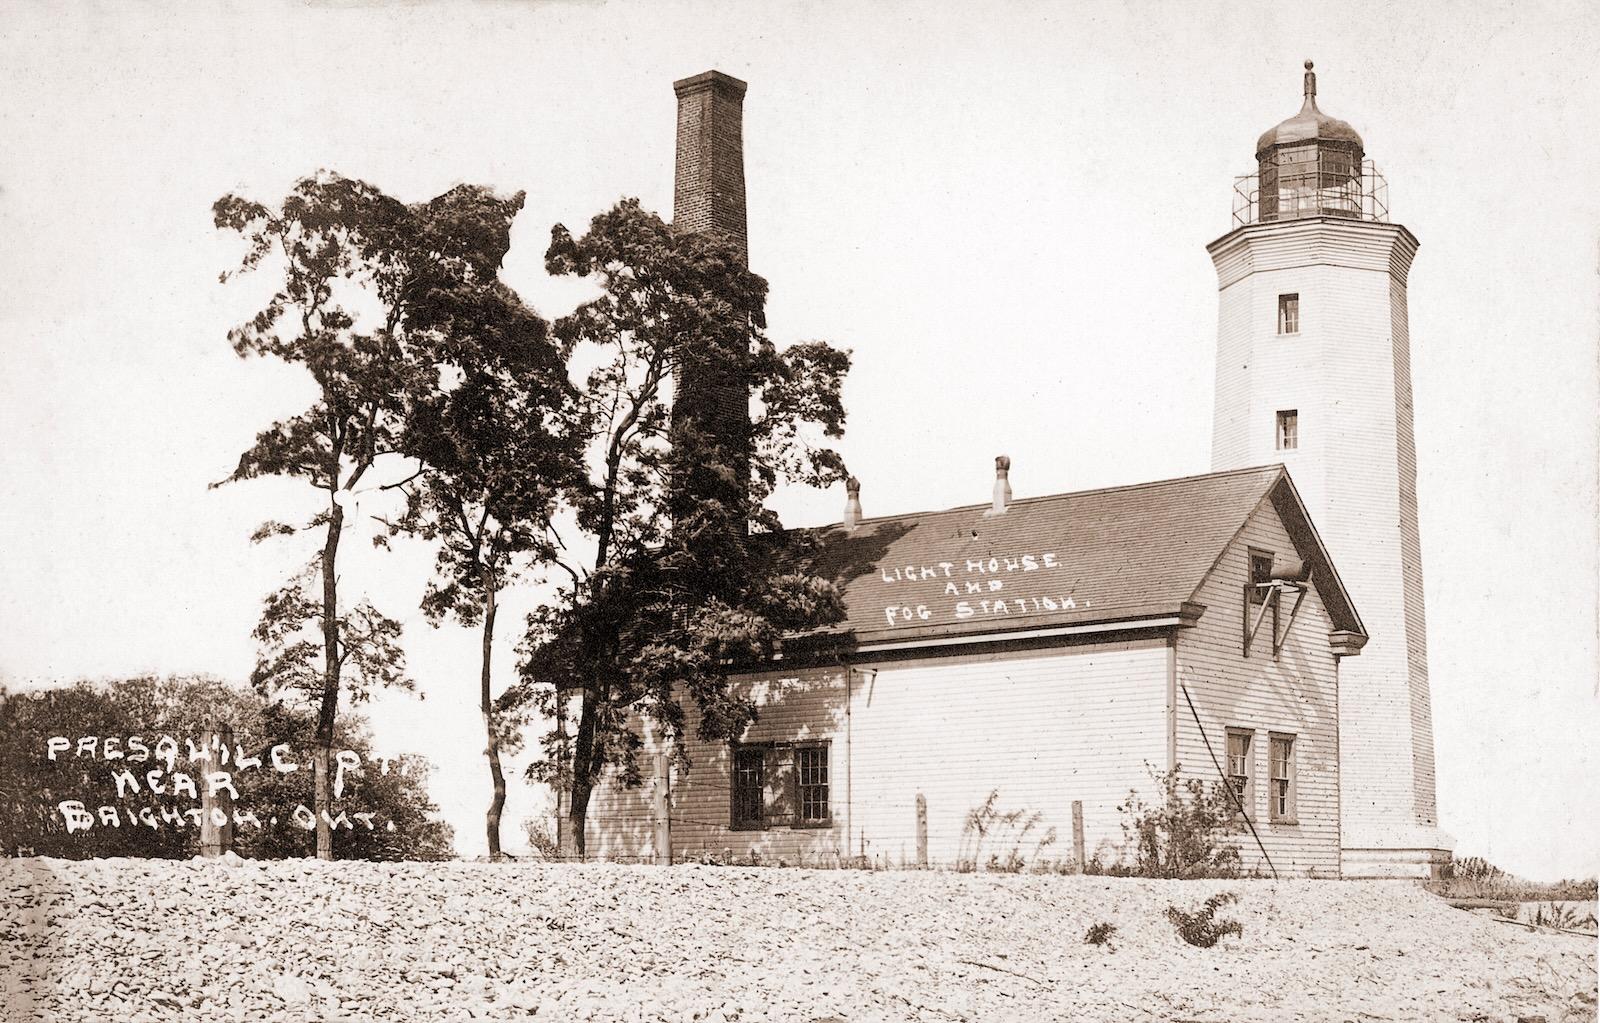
[[915, 793, 928, 868], [200, 722, 235, 857], [651, 749, 671, 865], [554, 787, 567, 861], [1071, 800, 1085, 873]]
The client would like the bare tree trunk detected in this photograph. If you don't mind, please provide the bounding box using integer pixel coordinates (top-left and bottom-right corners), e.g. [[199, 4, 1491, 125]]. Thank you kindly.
[[563, 693, 599, 860], [481, 582, 506, 861], [315, 499, 344, 861]]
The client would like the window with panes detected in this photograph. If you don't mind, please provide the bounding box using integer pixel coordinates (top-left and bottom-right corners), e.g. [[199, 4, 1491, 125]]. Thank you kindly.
[[1278, 293, 1300, 334], [1226, 730, 1253, 814], [1276, 410, 1298, 451], [795, 744, 830, 826], [731, 746, 765, 829], [1269, 734, 1296, 822]]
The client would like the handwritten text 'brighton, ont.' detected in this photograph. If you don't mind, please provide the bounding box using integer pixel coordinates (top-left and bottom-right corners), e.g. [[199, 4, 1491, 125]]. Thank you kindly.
[[44, 734, 415, 835]]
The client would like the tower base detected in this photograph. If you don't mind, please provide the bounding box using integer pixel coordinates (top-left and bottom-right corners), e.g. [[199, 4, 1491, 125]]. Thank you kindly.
[[1342, 825, 1454, 879]]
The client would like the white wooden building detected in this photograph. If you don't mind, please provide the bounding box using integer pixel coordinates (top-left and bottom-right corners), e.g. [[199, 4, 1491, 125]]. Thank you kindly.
[[588, 464, 1366, 876]]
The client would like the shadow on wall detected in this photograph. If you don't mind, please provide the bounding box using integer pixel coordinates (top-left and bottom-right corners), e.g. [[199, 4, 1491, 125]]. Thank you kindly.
[[1, 858, 65, 1016], [586, 522, 923, 864], [659, 666, 854, 865]]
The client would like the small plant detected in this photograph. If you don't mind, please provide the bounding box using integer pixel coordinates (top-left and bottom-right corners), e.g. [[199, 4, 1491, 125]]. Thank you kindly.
[[988, 851, 1027, 874], [1083, 839, 1137, 877], [1167, 892, 1243, 948], [521, 815, 561, 861], [1084, 922, 1117, 945], [1530, 902, 1581, 930]]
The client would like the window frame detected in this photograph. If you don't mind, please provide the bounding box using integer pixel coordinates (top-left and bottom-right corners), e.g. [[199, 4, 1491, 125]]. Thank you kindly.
[[1268, 732, 1298, 824], [1277, 293, 1300, 335], [1243, 548, 1279, 657], [729, 743, 769, 831], [1275, 409, 1299, 451], [1247, 548, 1274, 607], [793, 741, 832, 829], [729, 740, 834, 831], [1225, 728, 1255, 821]]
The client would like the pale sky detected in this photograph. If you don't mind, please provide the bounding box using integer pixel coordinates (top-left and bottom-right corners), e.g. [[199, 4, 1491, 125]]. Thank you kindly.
[[2, 0, 1596, 880]]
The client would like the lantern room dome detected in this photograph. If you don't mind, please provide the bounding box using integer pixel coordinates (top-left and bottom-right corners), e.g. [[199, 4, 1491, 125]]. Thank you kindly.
[[1255, 61, 1363, 159]]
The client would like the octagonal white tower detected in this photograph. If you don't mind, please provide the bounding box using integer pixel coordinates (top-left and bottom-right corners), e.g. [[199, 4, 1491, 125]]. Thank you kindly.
[[1208, 62, 1452, 878]]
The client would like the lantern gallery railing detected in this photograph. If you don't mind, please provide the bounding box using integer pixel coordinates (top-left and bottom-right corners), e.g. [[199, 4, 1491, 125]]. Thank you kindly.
[[1231, 159, 1390, 227]]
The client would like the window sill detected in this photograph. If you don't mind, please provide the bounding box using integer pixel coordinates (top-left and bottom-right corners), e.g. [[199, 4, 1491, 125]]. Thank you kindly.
[[1269, 817, 1300, 827]]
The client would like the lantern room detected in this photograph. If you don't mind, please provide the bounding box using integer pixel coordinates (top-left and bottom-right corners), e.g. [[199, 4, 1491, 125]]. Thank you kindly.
[[1237, 62, 1388, 226]]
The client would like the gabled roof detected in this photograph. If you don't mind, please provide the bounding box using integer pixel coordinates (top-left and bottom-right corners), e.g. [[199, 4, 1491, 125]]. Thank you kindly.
[[796, 464, 1362, 651]]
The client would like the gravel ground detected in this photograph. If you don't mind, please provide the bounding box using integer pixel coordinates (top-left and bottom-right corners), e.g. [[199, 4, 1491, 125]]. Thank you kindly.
[[2, 857, 1594, 1022]]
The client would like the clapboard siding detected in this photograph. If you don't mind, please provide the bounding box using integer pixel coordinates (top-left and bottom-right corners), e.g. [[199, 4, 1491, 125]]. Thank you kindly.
[[670, 667, 849, 863], [583, 730, 664, 862], [1316, 259, 1419, 848], [1391, 278, 1437, 825], [1174, 499, 1343, 876], [847, 642, 1168, 867], [584, 668, 849, 862], [590, 642, 1170, 867]]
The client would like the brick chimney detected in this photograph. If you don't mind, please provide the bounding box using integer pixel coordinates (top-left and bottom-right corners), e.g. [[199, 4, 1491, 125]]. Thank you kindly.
[[673, 70, 748, 265], [669, 70, 753, 538]]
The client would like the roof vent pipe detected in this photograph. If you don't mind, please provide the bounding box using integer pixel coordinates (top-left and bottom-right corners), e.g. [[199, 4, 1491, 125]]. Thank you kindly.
[[984, 455, 1012, 517], [842, 476, 862, 529]]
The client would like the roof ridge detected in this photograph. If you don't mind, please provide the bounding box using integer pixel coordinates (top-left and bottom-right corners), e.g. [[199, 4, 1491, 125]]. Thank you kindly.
[[811, 463, 1287, 530]]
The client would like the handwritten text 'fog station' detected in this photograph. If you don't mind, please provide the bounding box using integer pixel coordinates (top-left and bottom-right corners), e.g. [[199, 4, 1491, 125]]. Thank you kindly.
[[879, 550, 1090, 627]]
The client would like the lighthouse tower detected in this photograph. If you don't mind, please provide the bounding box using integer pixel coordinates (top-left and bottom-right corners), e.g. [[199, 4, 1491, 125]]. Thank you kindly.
[[1208, 62, 1451, 877]]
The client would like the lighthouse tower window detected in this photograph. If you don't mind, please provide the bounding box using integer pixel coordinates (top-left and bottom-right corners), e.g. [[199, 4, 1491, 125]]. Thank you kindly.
[[1278, 293, 1300, 334], [1276, 410, 1299, 451]]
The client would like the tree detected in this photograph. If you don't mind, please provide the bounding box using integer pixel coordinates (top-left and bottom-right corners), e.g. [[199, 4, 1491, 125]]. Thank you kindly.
[[384, 186, 585, 860], [0, 675, 454, 861], [512, 199, 852, 856], [215, 173, 422, 859], [215, 174, 542, 859]]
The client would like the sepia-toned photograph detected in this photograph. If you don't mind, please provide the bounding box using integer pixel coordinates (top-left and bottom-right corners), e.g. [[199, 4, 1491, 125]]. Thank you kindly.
[[2, 1, 1596, 1020]]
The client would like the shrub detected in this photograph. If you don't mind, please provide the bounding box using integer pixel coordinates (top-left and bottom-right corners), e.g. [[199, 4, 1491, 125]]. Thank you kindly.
[[1119, 765, 1243, 879], [1084, 922, 1117, 945], [521, 815, 561, 861], [1429, 854, 1597, 902], [1167, 892, 1243, 947]]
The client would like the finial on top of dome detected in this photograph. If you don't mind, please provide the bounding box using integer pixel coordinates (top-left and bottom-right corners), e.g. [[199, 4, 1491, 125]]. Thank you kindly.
[[1303, 60, 1317, 102]]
